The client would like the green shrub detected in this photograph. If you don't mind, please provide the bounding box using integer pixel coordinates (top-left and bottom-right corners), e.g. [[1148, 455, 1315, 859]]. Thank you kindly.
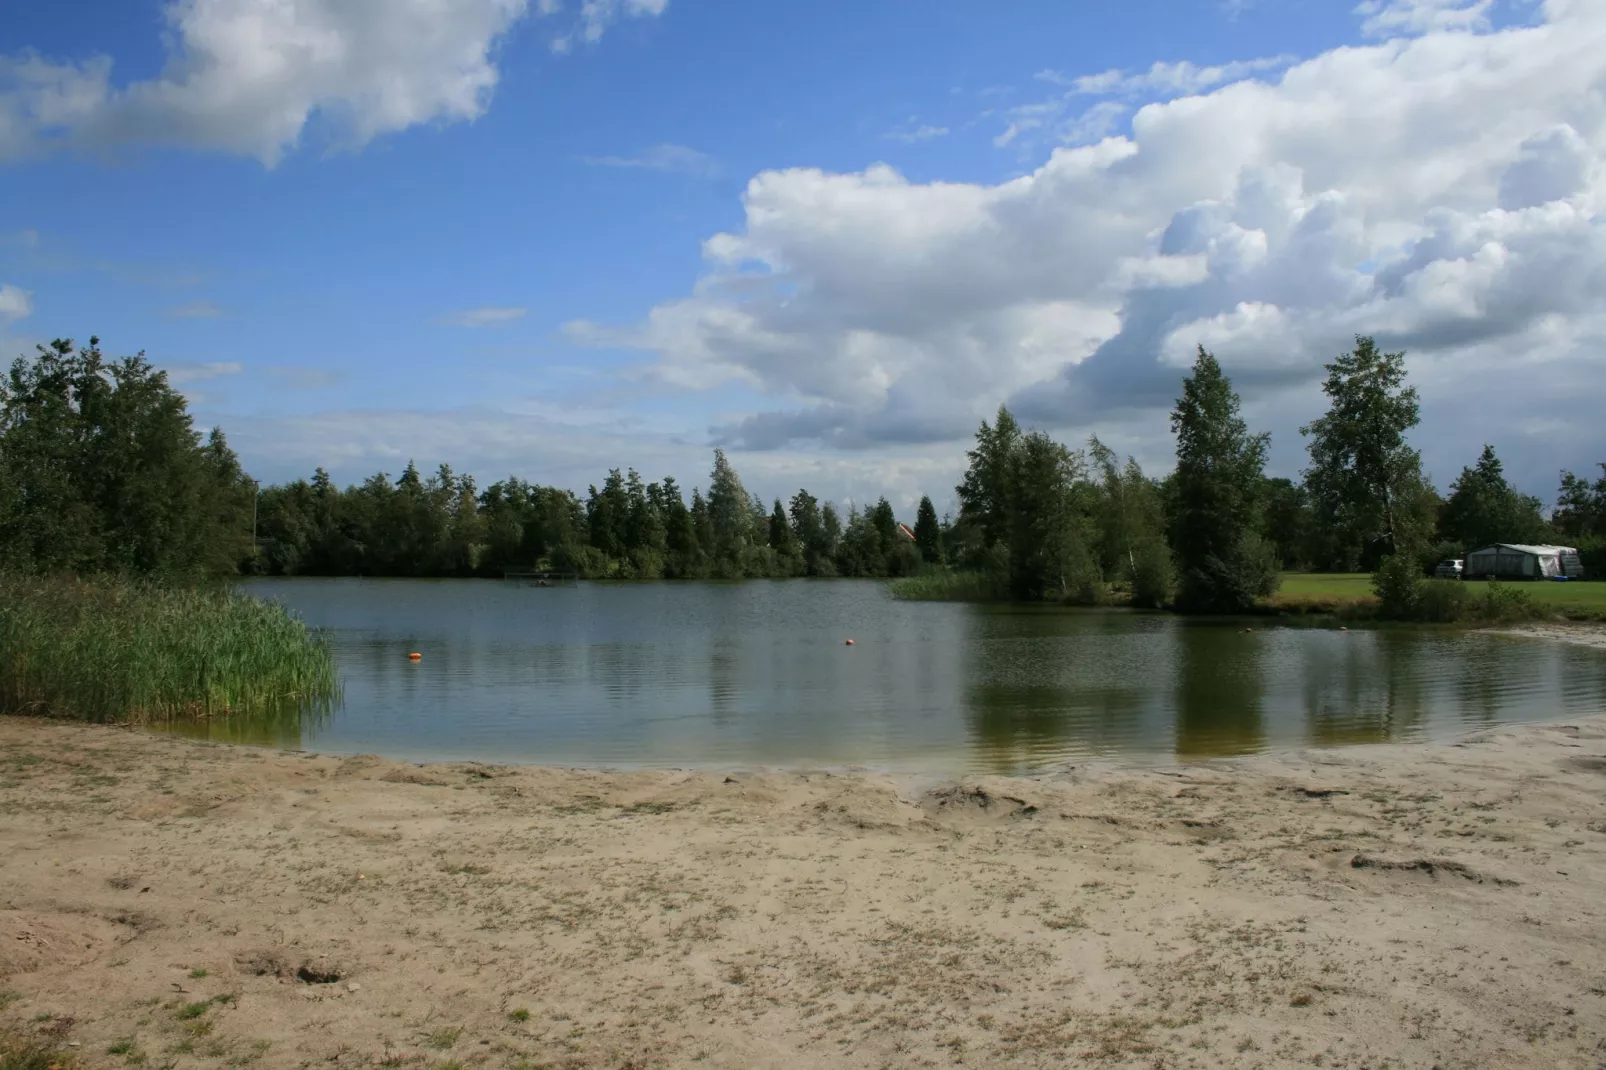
[[1372, 555, 1422, 619], [1473, 580, 1541, 623], [1413, 578, 1472, 622], [1373, 558, 1544, 624], [0, 575, 338, 723], [1130, 540, 1174, 609]]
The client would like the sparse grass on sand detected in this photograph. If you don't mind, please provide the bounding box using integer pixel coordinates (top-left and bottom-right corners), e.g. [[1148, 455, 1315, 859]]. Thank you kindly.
[[0, 1029, 79, 1070], [0, 574, 338, 723]]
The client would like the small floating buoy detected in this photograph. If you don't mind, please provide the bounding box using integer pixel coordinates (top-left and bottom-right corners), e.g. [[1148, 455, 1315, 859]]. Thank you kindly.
[[1242, 627, 1254, 633], [1339, 626, 1349, 632], [844, 639, 855, 646], [407, 652, 422, 661]]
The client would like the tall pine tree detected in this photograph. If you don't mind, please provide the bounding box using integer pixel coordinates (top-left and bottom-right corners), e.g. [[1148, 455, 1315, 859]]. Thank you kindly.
[[1169, 346, 1278, 613]]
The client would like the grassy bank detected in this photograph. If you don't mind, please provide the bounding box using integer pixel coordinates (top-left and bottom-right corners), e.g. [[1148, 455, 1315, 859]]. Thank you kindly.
[[0, 575, 338, 723], [1266, 572, 1606, 620], [892, 567, 1606, 622]]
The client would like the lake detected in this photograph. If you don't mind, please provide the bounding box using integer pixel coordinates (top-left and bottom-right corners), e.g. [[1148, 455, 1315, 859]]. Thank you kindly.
[[168, 578, 1606, 774]]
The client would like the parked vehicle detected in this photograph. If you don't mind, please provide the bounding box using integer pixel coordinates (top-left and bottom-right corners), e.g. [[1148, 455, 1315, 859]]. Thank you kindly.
[[1433, 558, 1464, 580]]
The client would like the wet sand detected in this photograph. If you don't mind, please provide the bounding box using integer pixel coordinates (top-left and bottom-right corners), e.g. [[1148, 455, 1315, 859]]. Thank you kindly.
[[2, 705, 1606, 1068]]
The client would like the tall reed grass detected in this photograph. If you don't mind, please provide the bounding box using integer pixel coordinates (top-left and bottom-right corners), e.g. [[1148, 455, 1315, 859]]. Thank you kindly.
[[887, 571, 1000, 602], [0, 575, 338, 723]]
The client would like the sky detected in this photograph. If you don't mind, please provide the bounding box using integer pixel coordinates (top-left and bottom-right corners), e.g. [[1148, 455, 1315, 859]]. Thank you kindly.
[[1, 0, 1603, 516]]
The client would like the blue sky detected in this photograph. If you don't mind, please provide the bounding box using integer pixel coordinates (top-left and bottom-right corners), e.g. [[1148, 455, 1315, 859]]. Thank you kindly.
[[2, 0, 1603, 513]]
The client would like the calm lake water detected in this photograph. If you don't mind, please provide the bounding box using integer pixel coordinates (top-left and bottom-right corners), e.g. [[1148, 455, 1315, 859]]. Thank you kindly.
[[170, 578, 1606, 774]]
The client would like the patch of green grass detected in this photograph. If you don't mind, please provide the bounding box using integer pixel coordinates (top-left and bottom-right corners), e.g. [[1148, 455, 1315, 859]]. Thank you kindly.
[[1266, 572, 1606, 620], [176, 1001, 211, 1020], [425, 1027, 462, 1051], [188, 968, 208, 979], [507, 1008, 531, 1024], [0, 574, 339, 724], [106, 1042, 137, 1056]]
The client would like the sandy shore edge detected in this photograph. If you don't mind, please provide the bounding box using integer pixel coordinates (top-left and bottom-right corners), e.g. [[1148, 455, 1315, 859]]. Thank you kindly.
[[3, 708, 1606, 1068], [1480, 619, 1606, 650]]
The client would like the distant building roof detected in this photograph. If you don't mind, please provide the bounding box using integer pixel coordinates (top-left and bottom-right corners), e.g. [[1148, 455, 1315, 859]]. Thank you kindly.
[[1468, 543, 1579, 556]]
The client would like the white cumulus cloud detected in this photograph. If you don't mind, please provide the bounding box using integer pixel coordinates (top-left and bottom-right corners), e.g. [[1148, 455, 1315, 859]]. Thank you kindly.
[[0, 0, 665, 165], [0, 284, 32, 322], [567, 0, 1606, 494]]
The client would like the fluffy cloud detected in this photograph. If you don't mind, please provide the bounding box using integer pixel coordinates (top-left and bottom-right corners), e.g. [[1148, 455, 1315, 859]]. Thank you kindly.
[[0, 0, 665, 165], [0, 284, 32, 322], [568, 0, 1606, 494]]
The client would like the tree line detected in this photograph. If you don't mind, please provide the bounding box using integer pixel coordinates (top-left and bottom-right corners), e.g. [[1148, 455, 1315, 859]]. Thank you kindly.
[[939, 338, 1604, 612], [249, 451, 927, 580], [2, 336, 1602, 608]]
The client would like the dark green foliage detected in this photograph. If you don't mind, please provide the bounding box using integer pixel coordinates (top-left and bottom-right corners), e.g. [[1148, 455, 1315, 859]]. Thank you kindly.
[[913, 495, 943, 564], [1300, 336, 1433, 570], [1262, 477, 1314, 570], [1438, 445, 1550, 550], [0, 338, 254, 578], [1168, 347, 1279, 613], [1130, 540, 1174, 610], [1372, 554, 1422, 619], [1089, 436, 1168, 597], [250, 447, 914, 581], [955, 406, 1021, 553], [1555, 465, 1605, 541], [953, 407, 1102, 602]]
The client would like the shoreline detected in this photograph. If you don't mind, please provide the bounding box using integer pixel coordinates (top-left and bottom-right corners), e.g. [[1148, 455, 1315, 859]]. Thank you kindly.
[[3, 714, 1606, 1067]]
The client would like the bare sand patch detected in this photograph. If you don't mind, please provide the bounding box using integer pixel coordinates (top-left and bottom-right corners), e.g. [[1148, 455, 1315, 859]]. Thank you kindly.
[[1, 712, 1605, 1068]]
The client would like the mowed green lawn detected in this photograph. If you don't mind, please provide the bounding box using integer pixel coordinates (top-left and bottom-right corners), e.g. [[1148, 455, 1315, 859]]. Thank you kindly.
[[1276, 572, 1606, 613]]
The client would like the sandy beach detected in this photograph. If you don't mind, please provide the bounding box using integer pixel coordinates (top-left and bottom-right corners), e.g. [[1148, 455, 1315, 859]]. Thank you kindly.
[[3, 699, 1606, 1068]]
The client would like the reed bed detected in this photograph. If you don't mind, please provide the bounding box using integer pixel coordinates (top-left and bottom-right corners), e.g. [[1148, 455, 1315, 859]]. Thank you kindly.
[[0, 574, 338, 723], [887, 571, 1000, 602]]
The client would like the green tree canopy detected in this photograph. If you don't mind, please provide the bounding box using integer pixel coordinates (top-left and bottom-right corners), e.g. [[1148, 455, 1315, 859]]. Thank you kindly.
[[1555, 465, 1606, 540], [913, 495, 943, 564], [1300, 336, 1431, 569], [1439, 445, 1549, 549], [1169, 346, 1278, 613], [0, 337, 254, 577]]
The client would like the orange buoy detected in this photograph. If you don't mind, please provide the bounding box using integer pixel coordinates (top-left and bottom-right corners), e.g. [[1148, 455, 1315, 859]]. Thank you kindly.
[[844, 639, 855, 646], [407, 652, 422, 661]]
